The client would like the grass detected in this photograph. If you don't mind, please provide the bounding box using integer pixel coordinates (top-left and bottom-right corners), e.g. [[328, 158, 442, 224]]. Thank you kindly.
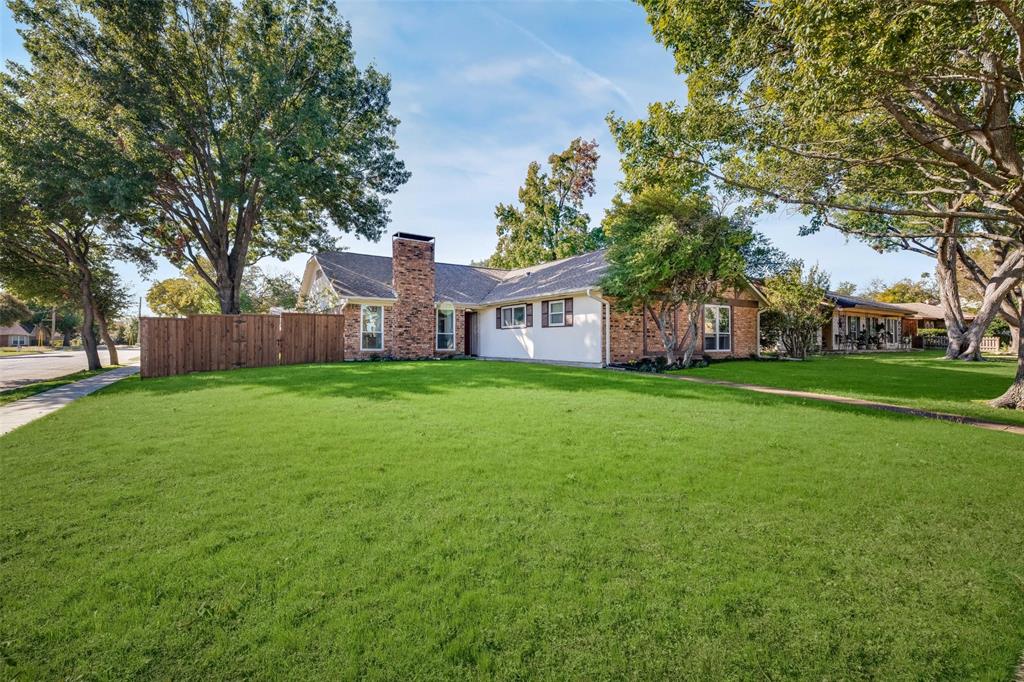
[[0, 346, 53, 356], [675, 351, 1024, 427], [0, 366, 116, 406], [1, 360, 1022, 679]]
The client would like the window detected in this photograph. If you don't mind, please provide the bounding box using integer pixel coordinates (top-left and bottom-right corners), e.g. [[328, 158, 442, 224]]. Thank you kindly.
[[703, 305, 731, 351], [548, 300, 565, 326], [436, 308, 455, 350], [360, 305, 383, 350], [500, 304, 527, 328]]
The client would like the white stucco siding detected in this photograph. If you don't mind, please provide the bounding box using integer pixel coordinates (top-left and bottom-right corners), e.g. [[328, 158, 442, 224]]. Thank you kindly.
[[477, 295, 603, 365]]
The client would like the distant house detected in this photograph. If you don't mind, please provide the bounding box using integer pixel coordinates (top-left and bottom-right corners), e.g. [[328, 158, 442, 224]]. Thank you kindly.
[[0, 323, 33, 347], [890, 302, 973, 333], [817, 295, 981, 352], [820, 293, 917, 351], [298, 232, 767, 367]]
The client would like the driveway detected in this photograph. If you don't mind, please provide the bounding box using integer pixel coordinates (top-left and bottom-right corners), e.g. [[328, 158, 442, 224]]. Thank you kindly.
[[0, 348, 140, 391]]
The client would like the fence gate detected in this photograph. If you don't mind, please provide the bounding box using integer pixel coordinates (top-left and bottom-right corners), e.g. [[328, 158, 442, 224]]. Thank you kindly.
[[140, 312, 345, 378]]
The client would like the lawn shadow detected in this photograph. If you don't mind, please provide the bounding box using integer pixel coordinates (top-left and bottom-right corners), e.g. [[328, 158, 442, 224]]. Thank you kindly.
[[680, 352, 1019, 407], [104, 358, 1006, 433]]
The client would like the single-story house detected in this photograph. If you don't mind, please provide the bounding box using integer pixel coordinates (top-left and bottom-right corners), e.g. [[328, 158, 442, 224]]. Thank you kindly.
[[890, 301, 973, 333], [0, 323, 33, 347], [298, 232, 766, 367], [821, 293, 919, 351]]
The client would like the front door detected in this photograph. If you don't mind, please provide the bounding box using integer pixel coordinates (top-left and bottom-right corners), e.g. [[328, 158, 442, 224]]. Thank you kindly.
[[464, 311, 477, 356]]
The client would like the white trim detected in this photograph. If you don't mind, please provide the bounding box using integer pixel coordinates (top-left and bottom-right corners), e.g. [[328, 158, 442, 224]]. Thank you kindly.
[[435, 307, 456, 351], [359, 304, 384, 351], [703, 304, 732, 352], [585, 288, 611, 366], [547, 299, 565, 327], [500, 304, 527, 329]]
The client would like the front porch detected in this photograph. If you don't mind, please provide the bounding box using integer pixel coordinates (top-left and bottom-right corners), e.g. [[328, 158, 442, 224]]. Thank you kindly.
[[822, 312, 914, 352]]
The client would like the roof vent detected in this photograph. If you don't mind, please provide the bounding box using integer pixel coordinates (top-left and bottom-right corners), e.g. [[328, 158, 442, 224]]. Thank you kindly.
[[392, 232, 435, 243]]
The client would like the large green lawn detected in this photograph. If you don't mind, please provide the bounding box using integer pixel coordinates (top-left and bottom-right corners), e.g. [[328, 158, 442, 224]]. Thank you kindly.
[[677, 351, 1024, 427], [1, 361, 1022, 679]]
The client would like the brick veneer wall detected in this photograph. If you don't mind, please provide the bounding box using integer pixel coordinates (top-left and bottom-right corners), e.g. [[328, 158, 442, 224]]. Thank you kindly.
[[608, 288, 761, 363], [341, 302, 396, 360], [434, 306, 466, 357], [391, 236, 437, 359]]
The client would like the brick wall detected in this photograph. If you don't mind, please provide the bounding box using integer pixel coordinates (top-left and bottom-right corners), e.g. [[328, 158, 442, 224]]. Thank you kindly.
[[608, 287, 761, 363], [341, 302, 396, 360], [391, 236, 436, 359]]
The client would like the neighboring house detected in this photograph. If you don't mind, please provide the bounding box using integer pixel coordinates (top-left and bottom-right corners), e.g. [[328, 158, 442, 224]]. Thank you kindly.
[[821, 293, 918, 351], [891, 301, 974, 333], [298, 232, 766, 367], [0, 323, 33, 347]]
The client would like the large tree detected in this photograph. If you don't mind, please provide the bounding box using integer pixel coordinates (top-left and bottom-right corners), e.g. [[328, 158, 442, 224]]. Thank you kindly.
[[10, 0, 409, 314], [600, 186, 753, 367], [0, 56, 143, 369], [620, 0, 1024, 407], [0, 292, 31, 327], [489, 138, 603, 268], [861, 275, 940, 304], [147, 262, 298, 316]]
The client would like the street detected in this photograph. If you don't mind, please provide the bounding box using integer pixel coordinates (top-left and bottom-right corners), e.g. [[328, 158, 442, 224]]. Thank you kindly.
[[0, 348, 140, 391]]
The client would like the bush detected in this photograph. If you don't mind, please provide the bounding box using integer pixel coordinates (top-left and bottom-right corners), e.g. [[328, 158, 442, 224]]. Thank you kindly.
[[611, 356, 709, 373], [916, 328, 948, 337]]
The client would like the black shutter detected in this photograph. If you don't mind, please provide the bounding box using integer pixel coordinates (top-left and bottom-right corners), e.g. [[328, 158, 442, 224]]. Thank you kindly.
[[541, 301, 549, 327], [525, 303, 533, 327], [496, 307, 502, 329], [564, 298, 573, 326]]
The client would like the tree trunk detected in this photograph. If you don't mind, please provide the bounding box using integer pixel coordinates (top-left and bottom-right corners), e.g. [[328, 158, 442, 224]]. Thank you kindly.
[[937, 240, 1022, 360], [646, 304, 679, 365], [216, 276, 243, 314], [78, 274, 102, 371], [989, 294, 1024, 410], [936, 233, 972, 358], [678, 306, 701, 367], [95, 306, 119, 365]]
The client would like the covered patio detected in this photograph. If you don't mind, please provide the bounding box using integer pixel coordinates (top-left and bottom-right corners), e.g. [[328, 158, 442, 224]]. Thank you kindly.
[[822, 294, 916, 352]]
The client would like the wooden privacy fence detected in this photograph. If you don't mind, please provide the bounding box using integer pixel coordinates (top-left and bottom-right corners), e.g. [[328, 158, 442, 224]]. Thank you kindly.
[[140, 312, 344, 378]]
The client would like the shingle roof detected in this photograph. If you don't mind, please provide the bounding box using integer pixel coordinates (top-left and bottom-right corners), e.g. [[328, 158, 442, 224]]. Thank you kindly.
[[0, 323, 32, 336], [480, 249, 609, 304], [312, 248, 610, 306], [315, 251, 397, 299], [827, 292, 915, 314], [889, 301, 971, 320]]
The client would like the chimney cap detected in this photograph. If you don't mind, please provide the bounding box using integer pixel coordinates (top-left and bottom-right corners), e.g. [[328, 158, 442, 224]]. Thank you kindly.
[[392, 232, 435, 243]]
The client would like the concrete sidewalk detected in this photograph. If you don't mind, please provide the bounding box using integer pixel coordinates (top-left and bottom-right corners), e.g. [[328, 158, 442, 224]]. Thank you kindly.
[[0, 364, 139, 436]]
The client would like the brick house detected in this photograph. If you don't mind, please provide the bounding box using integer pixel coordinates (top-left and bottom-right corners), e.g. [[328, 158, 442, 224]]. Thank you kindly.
[[298, 232, 766, 366], [0, 323, 33, 347]]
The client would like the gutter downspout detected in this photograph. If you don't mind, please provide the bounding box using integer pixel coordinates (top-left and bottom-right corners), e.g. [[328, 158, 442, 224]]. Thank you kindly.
[[586, 288, 611, 367], [756, 308, 763, 359]]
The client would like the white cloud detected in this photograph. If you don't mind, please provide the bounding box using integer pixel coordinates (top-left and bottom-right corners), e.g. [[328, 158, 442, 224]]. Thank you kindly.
[[479, 6, 638, 114], [460, 57, 547, 84]]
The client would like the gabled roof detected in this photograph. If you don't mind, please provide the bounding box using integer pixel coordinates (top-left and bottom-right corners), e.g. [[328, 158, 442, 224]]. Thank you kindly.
[[0, 323, 32, 336], [311, 248, 610, 306]]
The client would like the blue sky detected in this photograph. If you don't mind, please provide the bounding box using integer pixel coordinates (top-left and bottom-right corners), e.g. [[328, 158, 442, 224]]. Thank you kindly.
[[1, 1, 933, 312]]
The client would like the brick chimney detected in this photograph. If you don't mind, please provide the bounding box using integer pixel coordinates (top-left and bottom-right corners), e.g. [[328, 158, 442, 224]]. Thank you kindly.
[[391, 232, 436, 358]]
